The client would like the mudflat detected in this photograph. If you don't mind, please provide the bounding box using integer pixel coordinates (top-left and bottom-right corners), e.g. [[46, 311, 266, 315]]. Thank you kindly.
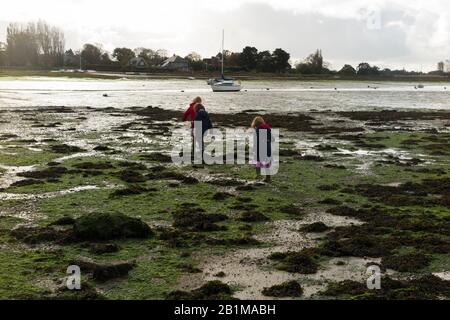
[[0, 105, 449, 300]]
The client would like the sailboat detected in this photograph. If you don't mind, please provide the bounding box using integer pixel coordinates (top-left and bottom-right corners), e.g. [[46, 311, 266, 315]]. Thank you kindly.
[[209, 30, 242, 92]]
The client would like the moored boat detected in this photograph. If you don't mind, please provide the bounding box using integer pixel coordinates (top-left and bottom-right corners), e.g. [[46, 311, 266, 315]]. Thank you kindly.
[[210, 30, 242, 92]]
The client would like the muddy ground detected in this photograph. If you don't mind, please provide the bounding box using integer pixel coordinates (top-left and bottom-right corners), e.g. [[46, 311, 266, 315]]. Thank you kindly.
[[0, 105, 449, 300]]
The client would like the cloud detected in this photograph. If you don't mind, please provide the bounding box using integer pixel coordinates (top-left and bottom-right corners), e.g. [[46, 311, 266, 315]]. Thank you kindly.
[[0, 0, 448, 71]]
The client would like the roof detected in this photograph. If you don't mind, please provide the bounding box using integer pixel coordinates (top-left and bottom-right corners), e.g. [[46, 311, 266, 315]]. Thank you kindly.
[[160, 55, 187, 67], [128, 57, 147, 66]]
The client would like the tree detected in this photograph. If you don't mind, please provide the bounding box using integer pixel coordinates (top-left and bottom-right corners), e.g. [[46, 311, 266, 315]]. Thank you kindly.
[[256, 50, 273, 72], [81, 44, 103, 65], [306, 49, 323, 73], [295, 62, 313, 74], [227, 52, 241, 68], [112, 47, 135, 65], [135, 48, 159, 65], [271, 48, 291, 72], [101, 52, 112, 64], [295, 49, 325, 74], [6, 23, 39, 66], [65, 49, 74, 56], [240, 46, 258, 71], [0, 42, 6, 66], [185, 52, 203, 71], [339, 64, 356, 75], [357, 62, 380, 76], [5, 20, 65, 67], [155, 49, 168, 61], [185, 52, 202, 62]]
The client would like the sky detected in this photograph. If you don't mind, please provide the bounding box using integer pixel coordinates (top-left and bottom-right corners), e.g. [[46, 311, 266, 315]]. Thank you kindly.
[[0, 0, 449, 71]]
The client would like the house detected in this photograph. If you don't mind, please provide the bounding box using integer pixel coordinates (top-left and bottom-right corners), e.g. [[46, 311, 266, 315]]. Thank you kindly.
[[128, 57, 147, 69], [160, 55, 189, 71], [203, 56, 221, 70]]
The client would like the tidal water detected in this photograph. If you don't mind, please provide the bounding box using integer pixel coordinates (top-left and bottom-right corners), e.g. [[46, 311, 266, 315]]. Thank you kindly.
[[1, 77, 449, 113]]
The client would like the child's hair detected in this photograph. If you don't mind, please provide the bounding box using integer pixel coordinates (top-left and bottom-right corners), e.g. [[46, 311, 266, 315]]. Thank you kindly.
[[192, 96, 202, 104], [194, 103, 205, 113], [251, 116, 265, 128]]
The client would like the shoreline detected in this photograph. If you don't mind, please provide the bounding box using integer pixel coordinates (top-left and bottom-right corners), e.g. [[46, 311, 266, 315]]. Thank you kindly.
[[1, 69, 450, 82]]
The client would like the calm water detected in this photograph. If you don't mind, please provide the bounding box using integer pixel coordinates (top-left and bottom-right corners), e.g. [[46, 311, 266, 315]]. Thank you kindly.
[[1, 77, 450, 113]]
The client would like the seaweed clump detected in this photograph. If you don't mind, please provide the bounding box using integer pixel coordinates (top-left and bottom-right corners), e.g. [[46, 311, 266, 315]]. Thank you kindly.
[[172, 209, 228, 232], [268, 249, 320, 274], [301, 222, 330, 233], [262, 281, 303, 297], [237, 211, 269, 222], [50, 144, 84, 154], [72, 258, 135, 282], [321, 275, 450, 300], [167, 281, 235, 300], [381, 252, 431, 272], [73, 212, 153, 240]]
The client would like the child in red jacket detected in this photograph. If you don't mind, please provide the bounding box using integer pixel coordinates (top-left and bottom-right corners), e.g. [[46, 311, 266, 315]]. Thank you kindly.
[[183, 97, 202, 128]]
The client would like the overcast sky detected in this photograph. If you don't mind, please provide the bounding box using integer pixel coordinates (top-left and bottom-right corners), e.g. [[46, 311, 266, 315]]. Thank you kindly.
[[0, 0, 449, 71]]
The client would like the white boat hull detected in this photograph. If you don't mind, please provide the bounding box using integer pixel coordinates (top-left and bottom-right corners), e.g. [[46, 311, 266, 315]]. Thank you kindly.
[[211, 83, 242, 92]]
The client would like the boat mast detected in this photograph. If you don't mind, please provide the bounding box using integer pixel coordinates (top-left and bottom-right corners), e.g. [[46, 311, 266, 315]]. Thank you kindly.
[[221, 29, 224, 77]]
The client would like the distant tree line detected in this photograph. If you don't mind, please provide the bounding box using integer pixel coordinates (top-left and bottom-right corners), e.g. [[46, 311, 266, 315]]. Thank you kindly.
[[183, 47, 291, 73], [0, 20, 448, 77], [63, 44, 170, 70], [3, 20, 65, 67]]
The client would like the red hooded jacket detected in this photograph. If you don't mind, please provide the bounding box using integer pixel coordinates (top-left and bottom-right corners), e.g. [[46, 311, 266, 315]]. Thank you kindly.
[[183, 102, 197, 128]]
